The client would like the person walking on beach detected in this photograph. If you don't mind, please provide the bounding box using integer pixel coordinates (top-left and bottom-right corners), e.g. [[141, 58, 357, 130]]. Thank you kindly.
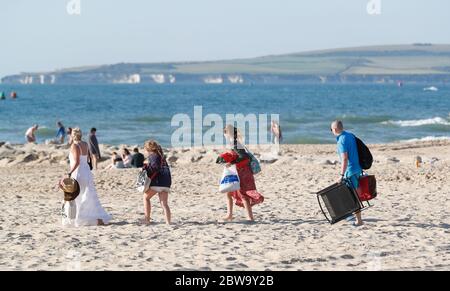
[[88, 128, 101, 170], [25, 124, 39, 143], [217, 125, 264, 222], [64, 128, 112, 227], [141, 140, 172, 225], [56, 121, 66, 144], [271, 121, 282, 145], [131, 148, 145, 168], [331, 120, 363, 226]]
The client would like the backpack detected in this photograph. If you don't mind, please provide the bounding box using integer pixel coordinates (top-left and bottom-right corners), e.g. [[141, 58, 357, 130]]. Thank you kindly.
[[353, 135, 373, 170]]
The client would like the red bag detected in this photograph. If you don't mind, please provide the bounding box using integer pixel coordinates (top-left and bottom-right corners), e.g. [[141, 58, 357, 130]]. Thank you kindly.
[[357, 175, 377, 202]]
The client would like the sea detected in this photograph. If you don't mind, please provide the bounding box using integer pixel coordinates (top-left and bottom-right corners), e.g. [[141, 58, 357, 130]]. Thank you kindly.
[[0, 84, 449, 147]]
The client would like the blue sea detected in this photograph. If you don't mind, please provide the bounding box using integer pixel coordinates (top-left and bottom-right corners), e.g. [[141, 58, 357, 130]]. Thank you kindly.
[[0, 84, 449, 146]]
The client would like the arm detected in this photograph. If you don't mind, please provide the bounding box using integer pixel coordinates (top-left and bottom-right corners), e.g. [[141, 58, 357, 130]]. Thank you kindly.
[[68, 145, 80, 176], [339, 152, 349, 181], [147, 154, 161, 176], [229, 148, 248, 165]]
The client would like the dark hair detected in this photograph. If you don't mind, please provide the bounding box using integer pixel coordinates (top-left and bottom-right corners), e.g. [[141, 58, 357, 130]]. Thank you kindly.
[[133, 148, 139, 153], [123, 148, 131, 155], [90, 128, 97, 133]]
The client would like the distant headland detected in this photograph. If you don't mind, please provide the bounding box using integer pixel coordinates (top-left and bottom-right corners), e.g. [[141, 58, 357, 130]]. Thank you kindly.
[[2, 44, 450, 85]]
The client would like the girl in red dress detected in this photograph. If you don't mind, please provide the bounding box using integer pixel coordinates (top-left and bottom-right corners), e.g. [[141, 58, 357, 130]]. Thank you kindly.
[[217, 125, 264, 222]]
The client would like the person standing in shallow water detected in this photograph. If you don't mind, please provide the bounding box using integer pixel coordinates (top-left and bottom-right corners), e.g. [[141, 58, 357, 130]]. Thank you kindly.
[[331, 120, 364, 227], [25, 124, 39, 144], [217, 125, 264, 222], [56, 121, 66, 144]]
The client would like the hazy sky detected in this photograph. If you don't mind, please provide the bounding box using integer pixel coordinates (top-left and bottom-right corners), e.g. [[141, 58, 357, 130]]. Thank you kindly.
[[1, 0, 449, 77]]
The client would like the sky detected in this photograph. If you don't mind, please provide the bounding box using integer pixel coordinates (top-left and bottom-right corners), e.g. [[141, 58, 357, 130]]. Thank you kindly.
[[1, 0, 449, 78]]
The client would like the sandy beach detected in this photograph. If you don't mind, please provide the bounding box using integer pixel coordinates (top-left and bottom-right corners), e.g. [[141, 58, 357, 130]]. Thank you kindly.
[[0, 141, 449, 271]]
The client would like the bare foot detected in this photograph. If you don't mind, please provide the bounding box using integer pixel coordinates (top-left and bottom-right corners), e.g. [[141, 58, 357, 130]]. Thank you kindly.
[[353, 221, 364, 227], [139, 218, 151, 225], [218, 216, 233, 223]]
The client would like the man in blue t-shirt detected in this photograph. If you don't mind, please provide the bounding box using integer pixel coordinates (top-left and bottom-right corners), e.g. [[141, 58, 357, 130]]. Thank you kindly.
[[331, 120, 363, 226]]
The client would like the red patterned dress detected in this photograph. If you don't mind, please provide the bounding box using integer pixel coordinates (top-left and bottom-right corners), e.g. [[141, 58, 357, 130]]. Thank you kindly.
[[217, 150, 264, 208]]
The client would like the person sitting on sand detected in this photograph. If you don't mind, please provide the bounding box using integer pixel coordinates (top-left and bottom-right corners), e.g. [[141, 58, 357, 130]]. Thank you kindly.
[[331, 120, 363, 227], [131, 148, 145, 168], [216, 125, 264, 222], [122, 148, 133, 168], [56, 121, 66, 144], [25, 124, 39, 144], [88, 128, 101, 170], [141, 140, 172, 225], [105, 152, 124, 170]]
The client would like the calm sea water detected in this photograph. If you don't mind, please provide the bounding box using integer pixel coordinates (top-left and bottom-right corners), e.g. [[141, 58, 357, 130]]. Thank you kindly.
[[0, 84, 449, 146]]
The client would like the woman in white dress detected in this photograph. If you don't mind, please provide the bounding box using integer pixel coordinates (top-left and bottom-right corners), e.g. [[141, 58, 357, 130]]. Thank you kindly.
[[64, 128, 112, 227]]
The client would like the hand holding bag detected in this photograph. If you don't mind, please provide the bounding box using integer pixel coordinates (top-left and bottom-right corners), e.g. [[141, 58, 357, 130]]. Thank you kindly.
[[219, 165, 241, 193]]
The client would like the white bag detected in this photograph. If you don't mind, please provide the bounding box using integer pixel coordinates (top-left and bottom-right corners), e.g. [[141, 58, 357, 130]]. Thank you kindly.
[[136, 169, 152, 193], [219, 165, 241, 193], [62, 200, 77, 225]]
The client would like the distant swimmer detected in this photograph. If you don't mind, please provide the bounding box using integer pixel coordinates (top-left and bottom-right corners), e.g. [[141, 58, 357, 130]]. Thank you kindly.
[[11, 92, 17, 99], [25, 124, 39, 144], [0, 92, 5, 100]]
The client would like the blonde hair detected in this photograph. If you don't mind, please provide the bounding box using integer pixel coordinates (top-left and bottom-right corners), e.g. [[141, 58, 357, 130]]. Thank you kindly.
[[224, 124, 243, 144], [144, 140, 164, 157], [71, 128, 82, 142]]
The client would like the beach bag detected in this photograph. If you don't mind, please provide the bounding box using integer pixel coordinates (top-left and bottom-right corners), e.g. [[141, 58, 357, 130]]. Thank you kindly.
[[219, 165, 241, 193], [353, 135, 373, 170], [357, 175, 377, 202], [244, 146, 262, 175], [136, 168, 152, 193], [62, 201, 77, 220]]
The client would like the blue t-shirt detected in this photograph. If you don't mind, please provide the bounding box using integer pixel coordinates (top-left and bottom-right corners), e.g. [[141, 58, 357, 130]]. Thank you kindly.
[[336, 131, 362, 176]]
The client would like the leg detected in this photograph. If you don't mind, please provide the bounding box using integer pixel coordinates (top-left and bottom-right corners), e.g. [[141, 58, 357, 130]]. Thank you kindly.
[[241, 196, 254, 221], [158, 192, 172, 225], [143, 189, 157, 224], [354, 211, 364, 226], [223, 192, 234, 221], [91, 155, 98, 170]]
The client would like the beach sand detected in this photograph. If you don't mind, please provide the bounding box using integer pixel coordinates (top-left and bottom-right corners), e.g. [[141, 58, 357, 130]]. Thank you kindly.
[[0, 141, 449, 271]]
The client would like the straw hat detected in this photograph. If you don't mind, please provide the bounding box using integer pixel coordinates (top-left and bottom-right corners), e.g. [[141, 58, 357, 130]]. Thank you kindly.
[[60, 177, 80, 201]]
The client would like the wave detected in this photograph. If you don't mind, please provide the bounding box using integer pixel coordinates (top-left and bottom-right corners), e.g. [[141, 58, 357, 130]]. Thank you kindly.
[[382, 117, 450, 127], [36, 127, 56, 138], [339, 114, 392, 124], [400, 136, 450, 143]]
